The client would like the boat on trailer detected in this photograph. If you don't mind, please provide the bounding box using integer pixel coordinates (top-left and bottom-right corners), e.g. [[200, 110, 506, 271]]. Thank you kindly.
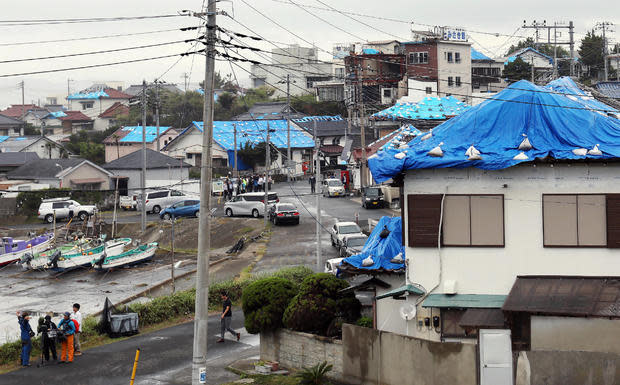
[[0, 233, 54, 267], [92, 242, 158, 271]]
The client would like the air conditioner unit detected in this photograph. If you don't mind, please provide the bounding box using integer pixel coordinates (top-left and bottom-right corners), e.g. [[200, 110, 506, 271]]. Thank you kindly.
[[443, 280, 457, 294]]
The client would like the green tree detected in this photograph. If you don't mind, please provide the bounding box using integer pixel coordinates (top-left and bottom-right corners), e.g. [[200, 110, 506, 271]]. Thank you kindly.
[[237, 141, 279, 172], [579, 30, 605, 79], [242, 277, 297, 334], [288, 93, 347, 116], [503, 57, 532, 82]]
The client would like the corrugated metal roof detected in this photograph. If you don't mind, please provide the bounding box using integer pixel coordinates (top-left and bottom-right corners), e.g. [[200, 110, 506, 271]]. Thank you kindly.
[[422, 294, 507, 308], [376, 284, 424, 300], [502, 276, 620, 318]]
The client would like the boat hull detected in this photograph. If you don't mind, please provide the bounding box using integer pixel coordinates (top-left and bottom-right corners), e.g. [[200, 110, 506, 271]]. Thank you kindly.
[[0, 235, 55, 267], [93, 243, 157, 271], [51, 238, 132, 272]]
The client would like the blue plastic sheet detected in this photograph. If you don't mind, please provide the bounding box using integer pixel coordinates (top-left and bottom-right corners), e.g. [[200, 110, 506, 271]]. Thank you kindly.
[[342, 216, 405, 272], [0, 136, 9, 144], [369, 79, 620, 183], [67, 90, 108, 100], [547, 77, 618, 113], [120, 126, 171, 143], [47, 111, 67, 118], [371, 96, 470, 121], [192, 120, 315, 150], [471, 48, 492, 61]]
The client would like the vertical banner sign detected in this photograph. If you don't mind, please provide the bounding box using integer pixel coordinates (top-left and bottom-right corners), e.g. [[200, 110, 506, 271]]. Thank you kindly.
[[199, 368, 207, 384]]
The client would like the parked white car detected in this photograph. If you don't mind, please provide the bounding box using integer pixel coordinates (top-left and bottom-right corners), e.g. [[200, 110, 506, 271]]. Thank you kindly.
[[330, 221, 363, 248], [119, 195, 137, 210], [137, 190, 197, 214], [322, 178, 345, 197], [324, 257, 344, 275], [38, 197, 97, 223], [224, 192, 279, 218]]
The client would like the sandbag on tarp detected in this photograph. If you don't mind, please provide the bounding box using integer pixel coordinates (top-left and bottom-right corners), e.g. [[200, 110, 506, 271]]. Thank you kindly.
[[341, 216, 405, 272], [369, 79, 620, 183]]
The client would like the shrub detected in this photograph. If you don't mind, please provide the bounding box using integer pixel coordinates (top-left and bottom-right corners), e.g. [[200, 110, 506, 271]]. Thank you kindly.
[[270, 266, 314, 287], [356, 316, 373, 328], [283, 273, 361, 336], [242, 277, 297, 334], [128, 289, 195, 327], [209, 279, 245, 309], [295, 361, 333, 385], [0, 340, 23, 366]]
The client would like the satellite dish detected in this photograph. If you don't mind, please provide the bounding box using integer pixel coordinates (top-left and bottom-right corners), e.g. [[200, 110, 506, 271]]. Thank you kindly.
[[399, 303, 417, 321]]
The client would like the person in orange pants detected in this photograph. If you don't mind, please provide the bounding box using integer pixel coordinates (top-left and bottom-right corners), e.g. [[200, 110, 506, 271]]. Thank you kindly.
[[57, 312, 75, 363]]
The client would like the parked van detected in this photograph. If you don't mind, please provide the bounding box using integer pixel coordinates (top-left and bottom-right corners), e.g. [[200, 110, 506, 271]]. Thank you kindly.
[[223, 192, 279, 218], [137, 190, 197, 214]]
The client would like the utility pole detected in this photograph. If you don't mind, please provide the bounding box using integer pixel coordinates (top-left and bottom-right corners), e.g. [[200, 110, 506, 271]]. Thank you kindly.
[[286, 74, 291, 182], [233, 122, 238, 178], [569, 21, 575, 76], [181, 73, 190, 92], [531, 57, 535, 83], [155, 80, 161, 152], [140, 80, 147, 234], [193, 1, 216, 383], [522, 21, 575, 77], [358, 81, 367, 189], [596, 22, 614, 81], [264, 122, 271, 228], [19, 81, 25, 136], [553, 22, 558, 79], [314, 119, 321, 271], [171, 215, 176, 294], [67, 78, 73, 110]]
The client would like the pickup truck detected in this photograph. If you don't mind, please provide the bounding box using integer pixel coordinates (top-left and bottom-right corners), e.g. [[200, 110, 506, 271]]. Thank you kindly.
[[119, 195, 137, 210]]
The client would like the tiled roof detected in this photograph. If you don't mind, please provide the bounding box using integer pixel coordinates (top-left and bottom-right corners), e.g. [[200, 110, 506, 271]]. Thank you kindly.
[[99, 102, 129, 118], [103, 88, 133, 99], [103, 148, 191, 170], [0, 152, 39, 167], [58, 111, 92, 122], [595, 81, 620, 99], [0, 113, 23, 126], [0, 104, 41, 118], [6, 158, 84, 179]]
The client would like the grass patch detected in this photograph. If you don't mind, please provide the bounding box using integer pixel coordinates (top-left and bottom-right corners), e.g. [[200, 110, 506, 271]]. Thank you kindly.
[[221, 374, 301, 385]]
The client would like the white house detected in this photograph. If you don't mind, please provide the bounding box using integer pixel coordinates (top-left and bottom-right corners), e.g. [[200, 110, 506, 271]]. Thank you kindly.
[[67, 85, 132, 131], [6, 158, 111, 190], [504, 47, 554, 70], [368, 78, 620, 355], [0, 136, 68, 159]]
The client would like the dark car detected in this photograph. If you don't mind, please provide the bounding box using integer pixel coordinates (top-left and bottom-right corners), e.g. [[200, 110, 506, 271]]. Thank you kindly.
[[159, 199, 200, 220], [361, 186, 385, 209], [269, 203, 300, 225], [339, 234, 368, 257]]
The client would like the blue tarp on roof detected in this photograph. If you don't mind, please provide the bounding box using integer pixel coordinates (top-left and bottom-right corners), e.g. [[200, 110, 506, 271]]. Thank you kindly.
[[120, 126, 171, 143], [362, 48, 380, 54], [0, 136, 9, 143], [505, 47, 553, 65], [67, 90, 108, 100], [342, 216, 405, 272], [371, 96, 470, 121], [368, 79, 620, 183], [192, 120, 315, 150], [47, 111, 67, 118], [471, 47, 492, 61], [547, 77, 618, 113]]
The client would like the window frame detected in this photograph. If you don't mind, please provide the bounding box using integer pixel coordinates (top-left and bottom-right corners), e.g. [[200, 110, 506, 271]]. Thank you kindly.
[[425, 87, 433, 94], [408, 51, 429, 64], [455, 52, 461, 63], [441, 194, 505, 248], [455, 76, 462, 87], [542, 193, 609, 248], [447, 76, 454, 87], [447, 52, 453, 63]]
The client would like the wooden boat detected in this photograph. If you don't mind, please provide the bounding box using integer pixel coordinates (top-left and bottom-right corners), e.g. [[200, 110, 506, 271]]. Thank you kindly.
[[0, 233, 54, 266], [92, 242, 158, 271], [21, 237, 91, 270], [51, 237, 132, 271]]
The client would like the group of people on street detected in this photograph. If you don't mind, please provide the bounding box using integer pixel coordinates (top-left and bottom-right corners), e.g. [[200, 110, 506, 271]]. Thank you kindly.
[[17, 303, 82, 367], [222, 174, 274, 200]]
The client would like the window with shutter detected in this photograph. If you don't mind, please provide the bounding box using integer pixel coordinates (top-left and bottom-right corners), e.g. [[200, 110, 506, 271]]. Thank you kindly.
[[407, 194, 442, 247], [607, 194, 620, 248], [543, 194, 607, 247]]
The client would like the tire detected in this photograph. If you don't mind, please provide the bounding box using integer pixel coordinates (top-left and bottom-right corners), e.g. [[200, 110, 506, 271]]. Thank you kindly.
[[152, 205, 161, 214], [162, 213, 171, 220], [252, 209, 259, 218], [45, 214, 54, 224], [331, 237, 336, 246], [194, 211, 200, 218], [273, 218, 278, 226], [122, 207, 127, 211], [78, 211, 88, 221], [294, 219, 300, 225], [225, 208, 233, 217]]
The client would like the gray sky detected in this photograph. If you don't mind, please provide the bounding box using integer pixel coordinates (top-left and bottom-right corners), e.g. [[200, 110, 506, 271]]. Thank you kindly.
[[0, 0, 617, 109]]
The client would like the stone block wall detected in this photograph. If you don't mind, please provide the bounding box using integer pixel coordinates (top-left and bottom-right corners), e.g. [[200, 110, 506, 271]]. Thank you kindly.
[[260, 329, 343, 381]]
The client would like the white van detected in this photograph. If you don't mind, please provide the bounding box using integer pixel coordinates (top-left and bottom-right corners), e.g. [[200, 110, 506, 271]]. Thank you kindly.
[[137, 190, 197, 214], [223, 192, 279, 218]]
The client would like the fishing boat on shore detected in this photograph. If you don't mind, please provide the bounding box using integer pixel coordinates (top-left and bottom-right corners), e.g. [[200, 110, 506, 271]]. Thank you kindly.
[[21, 237, 91, 270], [0, 233, 54, 266], [92, 242, 158, 271]]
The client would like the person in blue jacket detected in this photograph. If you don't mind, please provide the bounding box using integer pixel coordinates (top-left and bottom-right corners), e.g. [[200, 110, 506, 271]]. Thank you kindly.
[[57, 312, 76, 363], [17, 311, 34, 367]]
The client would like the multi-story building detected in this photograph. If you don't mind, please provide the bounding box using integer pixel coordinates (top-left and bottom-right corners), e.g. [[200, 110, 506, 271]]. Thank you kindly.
[[402, 29, 472, 103], [67, 84, 132, 131], [250, 44, 332, 98], [344, 52, 406, 108]]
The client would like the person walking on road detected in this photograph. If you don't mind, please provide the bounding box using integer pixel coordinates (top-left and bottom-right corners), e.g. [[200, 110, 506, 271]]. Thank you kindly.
[[57, 312, 75, 363], [309, 175, 316, 194], [217, 293, 240, 343], [17, 311, 34, 367], [37, 315, 58, 363], [71, 303, 82, 356]]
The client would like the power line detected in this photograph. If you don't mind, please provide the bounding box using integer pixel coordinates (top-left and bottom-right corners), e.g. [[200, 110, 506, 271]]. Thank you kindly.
[[0, 27, 197, 47], [0, 14, 186, 27], [0, 40, 192, 65]]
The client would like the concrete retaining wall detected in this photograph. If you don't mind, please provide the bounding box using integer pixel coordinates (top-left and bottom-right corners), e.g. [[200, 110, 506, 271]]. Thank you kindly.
[[260, 329, 343, 381], [342, 324, 477, 385]]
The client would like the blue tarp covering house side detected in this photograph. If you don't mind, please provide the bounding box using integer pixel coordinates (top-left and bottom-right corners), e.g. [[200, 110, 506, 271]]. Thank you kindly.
[[342, 216, 405, 272], [368, 79, 620, 183], [370, 96, 470, 121], [119, 126, 171, 143]]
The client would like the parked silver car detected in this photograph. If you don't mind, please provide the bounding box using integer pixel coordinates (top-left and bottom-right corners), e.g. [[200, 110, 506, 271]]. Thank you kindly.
[[137, 190, 197, 214]]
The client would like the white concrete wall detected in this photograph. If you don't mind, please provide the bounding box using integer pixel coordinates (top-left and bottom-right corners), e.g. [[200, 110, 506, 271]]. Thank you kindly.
[[531, 316, 620, 354], [516, 51, 552, 69], [404, 163, 620, 295], [23, 140, 64, 159], [107, 168, 189, 192], [403, 79, 438, 102], [437, 42, 472, 103]]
